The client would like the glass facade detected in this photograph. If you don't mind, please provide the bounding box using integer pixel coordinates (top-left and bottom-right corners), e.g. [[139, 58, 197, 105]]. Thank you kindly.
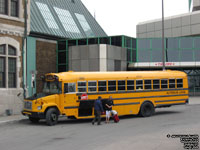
[[137, 37, 200, 63]]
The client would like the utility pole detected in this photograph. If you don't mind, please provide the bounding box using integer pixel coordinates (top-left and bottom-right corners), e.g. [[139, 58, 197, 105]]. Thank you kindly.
[[22, 0, 28, 98], [162, 0, 165, 71]]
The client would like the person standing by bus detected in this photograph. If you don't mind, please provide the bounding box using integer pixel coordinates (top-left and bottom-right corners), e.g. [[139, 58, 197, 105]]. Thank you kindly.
[[92, 96, 104, 125], [105, 96, 114, 123]]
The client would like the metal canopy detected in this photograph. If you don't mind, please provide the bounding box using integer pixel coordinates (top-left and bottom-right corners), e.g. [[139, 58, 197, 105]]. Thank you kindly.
[[30, 0, 107, 39]]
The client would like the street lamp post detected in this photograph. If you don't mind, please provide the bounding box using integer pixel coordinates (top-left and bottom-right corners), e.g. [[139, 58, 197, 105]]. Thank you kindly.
[[162, 0, 165, 71]]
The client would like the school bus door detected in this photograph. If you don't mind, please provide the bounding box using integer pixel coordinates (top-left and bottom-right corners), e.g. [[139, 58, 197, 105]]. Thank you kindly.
[[63, 83, 77, 116]]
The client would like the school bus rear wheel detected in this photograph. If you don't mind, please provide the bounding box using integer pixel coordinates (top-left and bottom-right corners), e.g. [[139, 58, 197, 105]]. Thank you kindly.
[[139, 102, 155, 117], [46, 108, 59, 126]]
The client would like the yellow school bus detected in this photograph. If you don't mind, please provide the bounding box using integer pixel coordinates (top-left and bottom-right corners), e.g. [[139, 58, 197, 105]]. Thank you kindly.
[[22, 70, 189, 125]]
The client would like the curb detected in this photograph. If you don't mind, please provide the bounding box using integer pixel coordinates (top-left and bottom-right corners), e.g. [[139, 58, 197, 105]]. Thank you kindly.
[[0, 118, 27, 126]]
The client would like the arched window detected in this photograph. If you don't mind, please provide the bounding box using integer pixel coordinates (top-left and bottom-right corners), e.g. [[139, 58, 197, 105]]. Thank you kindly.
[[0, 44, 17, 88]]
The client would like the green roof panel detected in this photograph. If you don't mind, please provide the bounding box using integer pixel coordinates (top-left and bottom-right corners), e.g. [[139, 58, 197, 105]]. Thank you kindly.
[[31, 0, 107, 39]]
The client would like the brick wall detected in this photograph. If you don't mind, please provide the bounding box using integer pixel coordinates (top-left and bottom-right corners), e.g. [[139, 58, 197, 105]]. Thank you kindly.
[[36, 40, 57, 93]]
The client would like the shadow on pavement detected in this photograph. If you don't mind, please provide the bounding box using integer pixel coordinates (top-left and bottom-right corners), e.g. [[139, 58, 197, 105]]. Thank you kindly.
[[18, 110, 182, 126]]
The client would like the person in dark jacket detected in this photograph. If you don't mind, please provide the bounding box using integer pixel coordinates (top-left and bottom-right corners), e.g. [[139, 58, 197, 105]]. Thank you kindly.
[[92, 96, 104, 125]]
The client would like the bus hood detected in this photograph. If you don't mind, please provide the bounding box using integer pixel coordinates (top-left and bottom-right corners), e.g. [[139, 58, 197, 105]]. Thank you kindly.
[[26, 93, 50, 100]]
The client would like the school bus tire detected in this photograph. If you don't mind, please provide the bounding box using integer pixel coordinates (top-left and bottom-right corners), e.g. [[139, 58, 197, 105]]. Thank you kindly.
[[139, 101, 155, 117], [46, 107, 59, 126], [29, 117, 40, 123]]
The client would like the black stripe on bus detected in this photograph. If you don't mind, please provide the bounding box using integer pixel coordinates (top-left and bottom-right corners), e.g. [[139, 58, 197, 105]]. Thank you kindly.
[[114, 102, 140, 106], [64, 100, 186, 109], [64, 106, 79, 109], [76, 94, 188, 102], [155, 103, 186, 108], [155, 99, 187, 103], [76, 88, 188, 96], [112, 94, 188, 101]]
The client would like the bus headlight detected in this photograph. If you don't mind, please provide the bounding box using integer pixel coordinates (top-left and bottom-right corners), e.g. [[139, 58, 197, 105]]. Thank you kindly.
[[37, 106, 42, 110]]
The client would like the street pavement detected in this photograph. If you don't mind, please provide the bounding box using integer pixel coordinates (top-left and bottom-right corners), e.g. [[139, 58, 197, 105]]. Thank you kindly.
[[0, 96, 199, 150]]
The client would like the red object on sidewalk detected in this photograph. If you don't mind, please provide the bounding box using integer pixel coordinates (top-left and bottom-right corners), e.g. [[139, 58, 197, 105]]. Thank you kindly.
[[113, 114, 119, 123], [101, 111, 105, 115]]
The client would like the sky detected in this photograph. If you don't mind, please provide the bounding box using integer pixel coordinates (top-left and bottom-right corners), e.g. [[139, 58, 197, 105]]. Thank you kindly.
[[81, 0, 189, 37]]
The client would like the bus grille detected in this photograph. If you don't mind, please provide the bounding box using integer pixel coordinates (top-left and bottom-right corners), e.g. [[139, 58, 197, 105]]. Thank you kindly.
[[24, 101, 32, 110]]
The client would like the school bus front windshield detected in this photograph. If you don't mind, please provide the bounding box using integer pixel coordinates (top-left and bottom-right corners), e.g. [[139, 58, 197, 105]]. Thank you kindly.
[[42, 81, 62, 95]]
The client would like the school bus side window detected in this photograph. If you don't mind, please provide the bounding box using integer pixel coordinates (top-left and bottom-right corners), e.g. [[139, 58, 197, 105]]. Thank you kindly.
[[108, 80, 116, 91], [161, 79, 168, 89], [144, 80, 152, 90], [177, 79, 183, 88], [153, 79, 160, 89], [78, 81, 86, 93], [64, 83, 76, 93], [98, 81, 107, 92], [169, 79, 176, 88], [64, 83, 68, 93], [136, 80, 143, 90], [88, 81, 97, 92], [118, 80, 125, 91], [127, 80, 134, 91]]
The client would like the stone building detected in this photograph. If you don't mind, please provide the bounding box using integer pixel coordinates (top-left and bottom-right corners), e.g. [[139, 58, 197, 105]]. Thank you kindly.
[[0, 0, 31, 115]]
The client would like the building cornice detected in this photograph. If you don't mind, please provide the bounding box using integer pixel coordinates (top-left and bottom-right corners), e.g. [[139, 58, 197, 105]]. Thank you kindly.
[[0, 23, 26, 37]]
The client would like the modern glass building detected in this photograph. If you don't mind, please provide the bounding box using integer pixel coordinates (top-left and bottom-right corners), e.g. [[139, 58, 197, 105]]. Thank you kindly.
[[137, 37, 200, 63], [127, 36, 200, 96], [57, 35, 136, 72]]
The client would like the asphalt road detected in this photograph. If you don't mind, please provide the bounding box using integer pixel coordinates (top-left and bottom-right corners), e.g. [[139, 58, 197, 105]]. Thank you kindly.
[[0, 104, 200, 150]]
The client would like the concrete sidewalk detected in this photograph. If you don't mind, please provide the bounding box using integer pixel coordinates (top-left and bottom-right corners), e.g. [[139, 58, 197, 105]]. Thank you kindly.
[[0, 96, 199, 125], [0, 114, 27, 125]]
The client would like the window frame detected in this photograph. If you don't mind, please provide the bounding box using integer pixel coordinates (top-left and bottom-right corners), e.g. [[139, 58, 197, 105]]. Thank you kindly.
[[0, 44, 17, 88], [10, 0, 19, 17], [127, 80, 135, 91], [118, 80, 126, 91], [144, 79, 152, 90], [108, 80, 116, 92], [136, 79, 143, 90], [169, 79, 176, 89], [64, 82, 76, 94], [88, 80, 97, 93], [0, 0, 21, 19], [161, 79, 168, 89], [0, 0, 8, 15], [153, 79, 160, 90], [0, 57, 5, 88], [77, 81, 87, 93], [98, 80, 107, 92], [177, 78, 183, 89]]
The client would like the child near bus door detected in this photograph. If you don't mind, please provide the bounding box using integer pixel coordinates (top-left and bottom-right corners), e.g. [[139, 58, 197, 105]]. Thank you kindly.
[[105, 96, 114, 123]]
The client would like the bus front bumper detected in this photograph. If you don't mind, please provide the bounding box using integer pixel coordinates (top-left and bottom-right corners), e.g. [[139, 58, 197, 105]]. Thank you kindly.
[[22, 111, 45, 119]]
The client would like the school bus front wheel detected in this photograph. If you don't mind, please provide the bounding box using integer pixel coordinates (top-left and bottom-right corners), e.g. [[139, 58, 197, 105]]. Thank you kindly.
[[45, 107, 60, 126]]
